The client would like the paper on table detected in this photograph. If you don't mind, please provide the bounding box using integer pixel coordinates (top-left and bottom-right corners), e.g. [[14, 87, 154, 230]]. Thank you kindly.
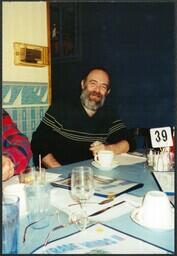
[[152, 171, 175, 205], [51, 176, 143, 198], [50, 187, 143, 221], [45, 172, 62, 182], [152, 171, 174, 194], [32, 223, 170, 254], [2, 175, 20, 189], [115, 153, 146, 165]]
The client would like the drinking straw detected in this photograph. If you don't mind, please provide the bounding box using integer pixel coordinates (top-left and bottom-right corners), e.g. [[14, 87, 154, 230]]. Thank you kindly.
[[39, 154, 42, 177]]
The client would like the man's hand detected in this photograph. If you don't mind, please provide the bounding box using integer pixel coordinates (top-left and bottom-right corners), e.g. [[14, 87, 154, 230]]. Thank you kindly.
[[89, 141, 106, 156], [2, 155, 15, 181], [90, 140, 130, 156]]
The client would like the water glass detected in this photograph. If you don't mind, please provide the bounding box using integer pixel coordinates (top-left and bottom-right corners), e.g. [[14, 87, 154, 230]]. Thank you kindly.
[[71, 166, 94, 207], [25, 183, 50, 229], [4, 184, 27, 217], [71, 166, 94, 231], [2, 194, 20, 254], [19, 166, 46, 184]]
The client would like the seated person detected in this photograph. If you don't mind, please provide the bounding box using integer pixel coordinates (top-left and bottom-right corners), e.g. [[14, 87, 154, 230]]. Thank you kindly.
[[2, 109, 32, 181], [31, 67, 133, 168]]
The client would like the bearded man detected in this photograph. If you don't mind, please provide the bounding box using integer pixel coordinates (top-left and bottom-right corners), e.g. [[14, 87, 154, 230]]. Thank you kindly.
[[31, 67, 132, 168]]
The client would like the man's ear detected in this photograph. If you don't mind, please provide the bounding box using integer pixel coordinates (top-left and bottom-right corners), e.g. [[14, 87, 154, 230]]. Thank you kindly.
[[81, 80, 85, 89], [106, 89, 111, 95]]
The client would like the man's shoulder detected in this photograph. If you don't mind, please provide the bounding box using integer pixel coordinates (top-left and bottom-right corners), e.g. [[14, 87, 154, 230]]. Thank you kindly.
[[98, 104, 120, 120], [45, 99, 80, 120]]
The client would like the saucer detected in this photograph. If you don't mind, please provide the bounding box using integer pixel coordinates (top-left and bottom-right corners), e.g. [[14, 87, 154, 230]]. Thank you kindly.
[[91, 161, 119, 171], [131, 207, 174, 230]]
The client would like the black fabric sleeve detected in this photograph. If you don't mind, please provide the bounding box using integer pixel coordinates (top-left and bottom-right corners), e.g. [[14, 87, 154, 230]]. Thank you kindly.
[[31, 106, 57, 166], [105, 111, 135, 152], [107, 127, 135, 152]]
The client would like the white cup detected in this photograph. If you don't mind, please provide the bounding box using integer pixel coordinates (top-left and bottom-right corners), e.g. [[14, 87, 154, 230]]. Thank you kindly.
[[137, 191, 174, 229], [94, 150, 114, 168], [3, 184, 27, 217]]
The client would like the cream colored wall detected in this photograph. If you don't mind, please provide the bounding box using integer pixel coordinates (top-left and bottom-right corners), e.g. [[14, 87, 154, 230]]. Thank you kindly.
[[2, 1, 48, 83]]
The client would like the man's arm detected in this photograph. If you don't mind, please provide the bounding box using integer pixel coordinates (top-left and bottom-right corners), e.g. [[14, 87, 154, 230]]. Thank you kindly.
[[31, 105, 62, 167], [106, 140, 129, 153], [42, 153, 62, 168], [90, 140, 129, 156]]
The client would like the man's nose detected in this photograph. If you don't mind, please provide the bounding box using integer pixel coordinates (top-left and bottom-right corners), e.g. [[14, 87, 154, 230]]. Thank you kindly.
[[94, 84, 101, 92]]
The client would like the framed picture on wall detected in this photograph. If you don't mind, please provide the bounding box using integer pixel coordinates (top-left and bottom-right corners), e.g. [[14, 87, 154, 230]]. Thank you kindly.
[[50, 2, 82, 62]]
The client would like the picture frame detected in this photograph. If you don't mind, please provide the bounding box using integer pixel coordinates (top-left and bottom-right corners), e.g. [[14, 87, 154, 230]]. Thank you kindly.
[[50, 2, 82, 62], [14, 42, 48, 67]]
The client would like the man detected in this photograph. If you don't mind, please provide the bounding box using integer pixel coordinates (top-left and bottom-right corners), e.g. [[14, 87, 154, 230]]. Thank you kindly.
[[2, 109, 32, 181], [31, 67, 132, 168]]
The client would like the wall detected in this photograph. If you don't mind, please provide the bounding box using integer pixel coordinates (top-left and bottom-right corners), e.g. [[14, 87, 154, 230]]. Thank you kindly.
[[3, 1, 48, 82], [2, 2, 49, 142], [51, 2, 175, 129]]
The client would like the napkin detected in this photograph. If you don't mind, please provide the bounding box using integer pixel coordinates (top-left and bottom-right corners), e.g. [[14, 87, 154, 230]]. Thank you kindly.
[[45, 172, 62, 182], [115, 153, 146, 165], [50, 187, 143, 221]]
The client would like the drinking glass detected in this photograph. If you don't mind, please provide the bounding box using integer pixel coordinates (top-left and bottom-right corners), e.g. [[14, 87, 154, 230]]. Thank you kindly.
[[19, 166, 46, 184], [25, 183, 50, 229], [2, 194, 20, 254], [71, 166, 94, 230]]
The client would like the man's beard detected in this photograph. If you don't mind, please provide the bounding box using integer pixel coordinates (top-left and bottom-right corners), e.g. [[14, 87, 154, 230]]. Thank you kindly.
[[80, 89, 106, 111]]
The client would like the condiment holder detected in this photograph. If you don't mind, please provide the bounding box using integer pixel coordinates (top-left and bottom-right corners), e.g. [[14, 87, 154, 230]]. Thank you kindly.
[[147, 148, 172, 171]]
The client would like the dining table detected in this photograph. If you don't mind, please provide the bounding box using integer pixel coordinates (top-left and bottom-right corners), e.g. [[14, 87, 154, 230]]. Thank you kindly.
[[3, 153, 175, 254]]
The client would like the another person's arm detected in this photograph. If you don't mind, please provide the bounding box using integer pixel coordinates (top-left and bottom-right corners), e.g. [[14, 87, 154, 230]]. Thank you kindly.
[[2, 110, 32, 181], [2, 155, 15, 181]]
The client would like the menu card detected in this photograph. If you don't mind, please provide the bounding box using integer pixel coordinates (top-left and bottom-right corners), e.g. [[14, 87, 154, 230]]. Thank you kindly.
[[51, 175, 143, 198], [32, 223, 172, 254], [151, 171, 175, 205], [152, 171, 174, 195]]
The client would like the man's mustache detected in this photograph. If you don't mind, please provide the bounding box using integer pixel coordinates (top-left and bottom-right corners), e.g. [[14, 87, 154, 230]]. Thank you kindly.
[[89, 92, 102, 98]]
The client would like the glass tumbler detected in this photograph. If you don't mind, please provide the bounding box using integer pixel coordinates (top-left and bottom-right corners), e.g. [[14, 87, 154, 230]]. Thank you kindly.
[[2, 194, 20, 254]]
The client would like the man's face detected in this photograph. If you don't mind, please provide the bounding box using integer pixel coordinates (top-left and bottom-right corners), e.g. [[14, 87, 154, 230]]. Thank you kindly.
[[80, 69, 110, 111]]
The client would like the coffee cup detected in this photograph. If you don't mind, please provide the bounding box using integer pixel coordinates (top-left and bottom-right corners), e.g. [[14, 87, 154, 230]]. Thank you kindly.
[[134, 190, 174, 229], [94, 150, 114, 168]]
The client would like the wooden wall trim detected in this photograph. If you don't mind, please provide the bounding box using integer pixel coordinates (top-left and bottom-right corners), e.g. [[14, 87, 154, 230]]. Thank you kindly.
[[47, 1, 52, 105]]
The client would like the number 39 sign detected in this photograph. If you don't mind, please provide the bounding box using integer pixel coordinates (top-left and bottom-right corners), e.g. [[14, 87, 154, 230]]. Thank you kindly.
[[150, 127, 173, 148]]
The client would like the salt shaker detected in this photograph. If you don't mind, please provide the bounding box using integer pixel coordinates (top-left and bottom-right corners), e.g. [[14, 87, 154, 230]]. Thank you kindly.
[[147, 149, 154, 166]]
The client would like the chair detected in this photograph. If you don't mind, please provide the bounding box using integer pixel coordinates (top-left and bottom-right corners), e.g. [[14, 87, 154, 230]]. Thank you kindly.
[[129, 128, 151, 153]]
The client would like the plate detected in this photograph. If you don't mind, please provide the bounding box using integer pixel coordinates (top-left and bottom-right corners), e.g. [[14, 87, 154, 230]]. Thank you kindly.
[[91, 161, 119, 171], [131, 207, 174, 230]]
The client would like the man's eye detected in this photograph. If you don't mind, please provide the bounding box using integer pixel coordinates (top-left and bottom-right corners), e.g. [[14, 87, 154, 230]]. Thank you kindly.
[[89, 82, 97, 86], [101, 85, 107, 90]]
